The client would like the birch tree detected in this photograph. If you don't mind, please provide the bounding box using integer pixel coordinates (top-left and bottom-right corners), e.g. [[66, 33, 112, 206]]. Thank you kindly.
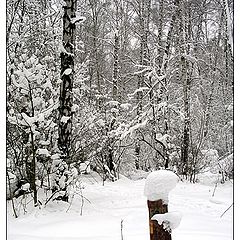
[[58, 0, 76, 163]]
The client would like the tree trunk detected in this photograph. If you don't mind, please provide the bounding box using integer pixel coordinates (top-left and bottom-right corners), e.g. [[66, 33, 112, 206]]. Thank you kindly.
[[181, 59, 191, 175], [113, 30, 119, 101], [177, 0, 191, 176], [30, 131, 38, 206], [135, 0, 151, 169], [156, 0, 180, 169], [58, 0, 76, 164]]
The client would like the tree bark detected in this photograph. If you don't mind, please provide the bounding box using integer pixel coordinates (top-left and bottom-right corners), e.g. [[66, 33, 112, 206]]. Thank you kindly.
[[135, 0, 151, 169], [178, 0, 191, 176], [112, 29, 119, 101], [156, 0, 180, 169], [58, 0, 76, 164]]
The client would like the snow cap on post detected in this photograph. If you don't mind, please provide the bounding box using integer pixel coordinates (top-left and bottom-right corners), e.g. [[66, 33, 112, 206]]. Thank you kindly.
[[151, 211, 182, 232], [144, 170, 178, 203]]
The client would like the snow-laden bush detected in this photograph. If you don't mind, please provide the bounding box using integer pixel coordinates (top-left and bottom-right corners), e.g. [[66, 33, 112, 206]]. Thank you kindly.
[[201, 149, 219, 172], [210, 153, 233, 183], [218, 154, 233, 181]]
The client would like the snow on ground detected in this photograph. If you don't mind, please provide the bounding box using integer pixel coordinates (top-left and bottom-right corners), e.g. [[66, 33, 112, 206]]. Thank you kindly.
[[7, 172, 233, 240]]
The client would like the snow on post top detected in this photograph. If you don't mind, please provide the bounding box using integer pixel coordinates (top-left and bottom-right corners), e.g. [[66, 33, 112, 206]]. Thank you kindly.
[[144, 170, 178, 202]]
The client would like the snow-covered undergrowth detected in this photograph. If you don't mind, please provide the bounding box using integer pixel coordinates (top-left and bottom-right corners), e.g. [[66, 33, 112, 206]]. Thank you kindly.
[[7, 172, 233, 240]]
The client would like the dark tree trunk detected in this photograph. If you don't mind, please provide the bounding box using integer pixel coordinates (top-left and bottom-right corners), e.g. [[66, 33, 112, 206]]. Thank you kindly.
[[58, 0, 77, 164], [30, 131, 38, 206], [112, 29, 119, 101], [135, 140, 140, 170]]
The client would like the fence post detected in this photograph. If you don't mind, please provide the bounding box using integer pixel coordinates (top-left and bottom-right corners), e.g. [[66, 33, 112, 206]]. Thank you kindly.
[[144, 170, 179, 240], [147, 199, 171, 240]]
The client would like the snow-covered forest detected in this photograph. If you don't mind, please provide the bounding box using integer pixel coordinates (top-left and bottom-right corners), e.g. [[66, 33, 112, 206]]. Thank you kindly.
[[6, 0, 233, 239]]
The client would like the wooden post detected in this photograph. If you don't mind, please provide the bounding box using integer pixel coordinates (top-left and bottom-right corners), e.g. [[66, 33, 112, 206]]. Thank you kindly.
[[147, 199, 171, 240], [144, 170, 179, 240]]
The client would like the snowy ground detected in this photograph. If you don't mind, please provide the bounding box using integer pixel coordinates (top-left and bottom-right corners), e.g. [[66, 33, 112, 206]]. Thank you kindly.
[[7, 172, 233, 240]]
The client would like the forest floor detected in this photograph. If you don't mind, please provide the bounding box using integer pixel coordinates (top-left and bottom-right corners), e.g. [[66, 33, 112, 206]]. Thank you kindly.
[[7, 172, 233, 240]]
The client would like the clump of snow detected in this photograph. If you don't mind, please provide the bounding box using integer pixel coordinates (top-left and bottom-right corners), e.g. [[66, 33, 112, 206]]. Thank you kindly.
[[51, 153, 60, 160], [156, 134, 171, 148], [58, 44, 74, 56], [61, 116, 71, 123], [7, 172, 16, 181], [111, 107, 119, 114], [35, 180, 41, 187], [106, 100, 120, 107], [129, 87, 149, 97], [63, 68, 72, 75], [227, 102, 233, 111], [151, 211, 182, 232], [79, 161, 90, 174], [21, 113, 36, 127], [96, 119, 105, 127], [120, 103, 131, 110], [21, 183, 30, 191], [128, 119, 148, 138], [70, 167, 79, 177], [9, 108, 14, 115], [71, 104, 79, 112], [144, 170, 178, 202], [39, 140, 50, 146], [59, 175, 67, 189], [133, 67, 151, 76], [36, 148, 50, 157]]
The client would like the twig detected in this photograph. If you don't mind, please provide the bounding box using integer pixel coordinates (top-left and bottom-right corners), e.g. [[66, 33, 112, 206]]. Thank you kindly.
[[44, 190, 62, 206], [121, 219, 124, 240], [212, 182, 218, 197], [66, 194, 75, 213], [79, 187, 84, 216], [75, 192, 91, 204], [212, 174, 219, 197], [220, 203, 233, 218]]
